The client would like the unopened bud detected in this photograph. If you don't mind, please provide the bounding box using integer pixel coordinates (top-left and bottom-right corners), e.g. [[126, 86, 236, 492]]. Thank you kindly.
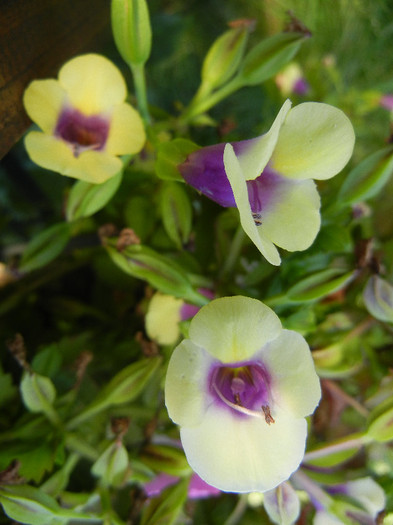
[[91, 441, 129, 487], [111, 0, 152, 66], [363, 275, 393, 323], [263, 482, 300, 525], [201, 22, 253, 92]]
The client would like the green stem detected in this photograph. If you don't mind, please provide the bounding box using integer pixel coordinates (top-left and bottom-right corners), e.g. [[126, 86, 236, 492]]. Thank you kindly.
[[65, 433, 100, 461], [223, 495, 248, 525], [292, 470, 332, 509], [181, 76, 243, 124], [303, 432, 372, 463], [220, 225, 246, 280], [66, 402, 107, 431], [131, 63, 151, 125]]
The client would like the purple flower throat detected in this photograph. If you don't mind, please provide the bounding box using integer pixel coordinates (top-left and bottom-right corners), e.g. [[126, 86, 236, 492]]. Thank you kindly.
[[55, 106, 110, 157], [209, 362, 275, 423]]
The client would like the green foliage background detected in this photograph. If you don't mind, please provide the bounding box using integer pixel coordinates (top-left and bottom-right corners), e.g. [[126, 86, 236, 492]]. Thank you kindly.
[[1, 0, 393, 523]]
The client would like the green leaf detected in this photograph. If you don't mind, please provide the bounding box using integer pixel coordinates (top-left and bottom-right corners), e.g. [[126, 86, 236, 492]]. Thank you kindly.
[[140, 478, 189, 525], [0, 484, 60, 525], [238, 32, 306, 86], [67, 357, 161, 429], [0, 366, 17, 408], [19, 223, 72, 273], [287, 268, 356, 302], [66, 172, 122, 221], [367, 395, 393, 442], [338, 146, 393, 205], [160, 183, 192, 248], [141, 445, 192, 477], [155, 139, 200, 182], [106, 244, 207, 305], [32, 344, 63, 378]]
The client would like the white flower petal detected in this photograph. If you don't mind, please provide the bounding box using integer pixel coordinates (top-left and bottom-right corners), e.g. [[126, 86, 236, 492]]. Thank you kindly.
[[189, 296, 282, 363], [180, 404, 307, 493]]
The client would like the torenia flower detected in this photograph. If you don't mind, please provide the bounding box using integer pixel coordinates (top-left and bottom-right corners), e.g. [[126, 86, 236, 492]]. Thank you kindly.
[[23, 54, 145, 183], [179, 100, 355, 265], [145, 289, 214, 345], [275, 63, 309, 96], [165, 296, 321, 493], [314, 477, 385, 525]]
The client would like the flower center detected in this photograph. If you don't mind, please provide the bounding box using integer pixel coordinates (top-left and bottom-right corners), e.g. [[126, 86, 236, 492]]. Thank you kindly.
[[209, 362, 275, 423], [55, 106, 110, 157]]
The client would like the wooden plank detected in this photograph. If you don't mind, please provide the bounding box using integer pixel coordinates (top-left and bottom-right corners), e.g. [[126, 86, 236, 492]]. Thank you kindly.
[[0, 0, 112, 159]]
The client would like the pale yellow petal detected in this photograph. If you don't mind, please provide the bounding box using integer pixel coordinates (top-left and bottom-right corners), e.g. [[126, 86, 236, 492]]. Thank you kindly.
[[165, 339, 214, 427], [69, 150, 123, 183], [262, 330, 321, 418], [25, 131, 76, 174], [189, 296, 282, 363], [59, 54, 127, 114], [237, 99, 292, 181], [261, 178, 321, 251], [23, 79, 66, 133], [180, 405, 307, 492], [106, 103, 146, 155], [145, 293, 183, 345], [24, 131, 122, 183], [224, 144, 281, 265], [271, 102, 355, 180]]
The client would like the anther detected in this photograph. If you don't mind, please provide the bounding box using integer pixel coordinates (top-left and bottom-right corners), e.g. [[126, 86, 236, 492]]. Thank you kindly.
[[262, 404, 275, 425], [252, 212, 262, 226]]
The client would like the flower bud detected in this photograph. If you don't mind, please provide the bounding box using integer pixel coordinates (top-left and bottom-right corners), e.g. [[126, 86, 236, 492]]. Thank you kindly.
[[363, 275, 393, 323], [200, 23, 252, 92], [20, 372, 56, 414], [263, 482, 300, 525], [111, 0, 152, 66], [91, 441, 129, 487]]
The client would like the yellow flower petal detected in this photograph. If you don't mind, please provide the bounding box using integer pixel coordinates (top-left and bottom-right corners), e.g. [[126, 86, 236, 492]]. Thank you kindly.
[[180, 404, 307, 492], [261, 178, 321, 251], [23, 79, 66, 133], [70, 150, 123, 183], [145, 293, 183, 345], [58, 54, 127, 114], [271, 102, 355, 180], [189, 296, 282, 363], [25, 131, 122, 183], [224, 144, 281, 265], [106, 102, 146, 155]]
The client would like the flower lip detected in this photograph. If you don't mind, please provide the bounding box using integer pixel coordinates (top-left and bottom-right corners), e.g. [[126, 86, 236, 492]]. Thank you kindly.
[[54, 106, 110, 157], [208, 360, 272, 418]]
